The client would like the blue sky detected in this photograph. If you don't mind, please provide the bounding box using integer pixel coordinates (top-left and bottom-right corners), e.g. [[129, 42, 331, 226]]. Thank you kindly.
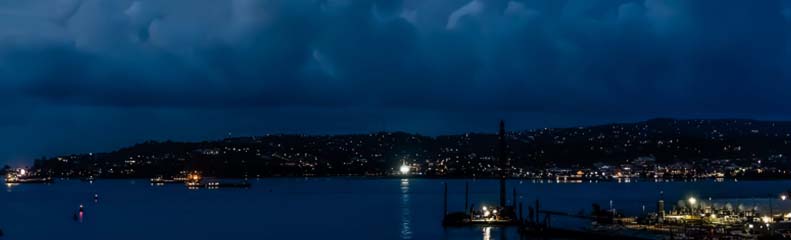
[[1, 0, 791, 165]]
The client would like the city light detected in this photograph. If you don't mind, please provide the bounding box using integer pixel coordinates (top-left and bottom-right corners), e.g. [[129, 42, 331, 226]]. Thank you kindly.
[[688, 197, 697, 206], [782, 195, 787, 201]]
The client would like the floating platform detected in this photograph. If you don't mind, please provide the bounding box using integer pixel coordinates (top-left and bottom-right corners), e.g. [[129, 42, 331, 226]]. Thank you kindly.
[[5, 177, 54, 184], [187, 179, 251, 189], [443, 211, 521, 227], [149, 177, 185, 184]]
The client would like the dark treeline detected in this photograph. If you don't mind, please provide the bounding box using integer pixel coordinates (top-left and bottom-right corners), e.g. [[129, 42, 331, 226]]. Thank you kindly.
[[30, 118, 791, 178]]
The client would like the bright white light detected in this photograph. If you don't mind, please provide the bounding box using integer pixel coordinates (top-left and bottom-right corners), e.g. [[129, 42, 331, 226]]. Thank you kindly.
[[749, 224, 754, 229], [483, 210, 491, 217], [399, 164, 410, 174], [18, 169, 26, 176], [688, 197, 697, 205], [782, 195, 787, 201], [482, 206, 488, 211]]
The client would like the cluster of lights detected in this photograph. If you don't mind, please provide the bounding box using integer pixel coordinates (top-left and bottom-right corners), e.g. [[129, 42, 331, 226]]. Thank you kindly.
[[5, 168, 27, 182], [481, 206, 498, 219], [761, 216, 772, 224], [683, 194, 791, 228]]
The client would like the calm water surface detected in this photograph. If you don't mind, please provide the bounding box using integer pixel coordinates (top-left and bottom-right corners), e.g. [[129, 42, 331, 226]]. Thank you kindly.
[[1, 178, 790, 240]]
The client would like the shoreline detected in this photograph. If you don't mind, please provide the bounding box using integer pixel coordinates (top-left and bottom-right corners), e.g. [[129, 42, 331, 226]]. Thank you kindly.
[[39, 175, 791, 182]]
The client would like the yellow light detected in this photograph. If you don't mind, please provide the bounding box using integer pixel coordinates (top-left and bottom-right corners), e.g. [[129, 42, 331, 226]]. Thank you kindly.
[[762, 216, 771, 223], [484, 210, 491, 217]]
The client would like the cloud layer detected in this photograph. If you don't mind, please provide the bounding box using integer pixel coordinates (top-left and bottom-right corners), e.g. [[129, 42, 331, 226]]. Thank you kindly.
[[1, 0, 791, 163]]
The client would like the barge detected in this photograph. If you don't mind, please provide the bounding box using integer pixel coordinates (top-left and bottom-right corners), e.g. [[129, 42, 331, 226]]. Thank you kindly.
[[184, 172, 251, 189], [4, 169, 53, 184]]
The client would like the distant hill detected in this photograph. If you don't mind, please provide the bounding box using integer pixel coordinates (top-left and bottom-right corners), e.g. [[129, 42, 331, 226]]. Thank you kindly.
[[30, 118, 791, 178], [513, 118, 791, 166]]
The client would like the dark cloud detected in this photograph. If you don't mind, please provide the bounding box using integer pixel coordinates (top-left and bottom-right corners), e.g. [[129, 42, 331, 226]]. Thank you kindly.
[[1, 0, 791, 164]]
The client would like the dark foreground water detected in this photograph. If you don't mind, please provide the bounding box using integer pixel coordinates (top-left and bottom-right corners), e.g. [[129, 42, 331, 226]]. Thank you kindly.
[[1, 178, 791, 240]]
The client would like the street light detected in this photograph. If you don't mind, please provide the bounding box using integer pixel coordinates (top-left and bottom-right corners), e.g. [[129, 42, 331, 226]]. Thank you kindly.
[[688, 197, 697, 212], [399, 164, 410, 175], [781, 195, 787, 201]]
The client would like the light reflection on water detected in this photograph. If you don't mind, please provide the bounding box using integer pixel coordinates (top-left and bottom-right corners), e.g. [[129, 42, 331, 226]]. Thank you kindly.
[[401, 178, 412, 239], [2, 178, 790, 240]]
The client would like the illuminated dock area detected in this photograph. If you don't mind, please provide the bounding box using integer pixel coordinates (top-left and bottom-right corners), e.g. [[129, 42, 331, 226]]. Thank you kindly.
[[437, 119, 791, 238], [4, 168, 53, 185]]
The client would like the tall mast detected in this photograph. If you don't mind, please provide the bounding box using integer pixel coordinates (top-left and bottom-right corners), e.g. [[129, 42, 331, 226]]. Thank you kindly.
[[499, 120, 508, 207]]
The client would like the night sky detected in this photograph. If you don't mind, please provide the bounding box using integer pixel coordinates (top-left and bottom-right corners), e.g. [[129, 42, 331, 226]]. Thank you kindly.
[[1, 0, 791, 165]]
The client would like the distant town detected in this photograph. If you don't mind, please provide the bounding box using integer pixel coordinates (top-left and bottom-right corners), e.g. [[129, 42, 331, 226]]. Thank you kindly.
[[12, 118, 791, 180]]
